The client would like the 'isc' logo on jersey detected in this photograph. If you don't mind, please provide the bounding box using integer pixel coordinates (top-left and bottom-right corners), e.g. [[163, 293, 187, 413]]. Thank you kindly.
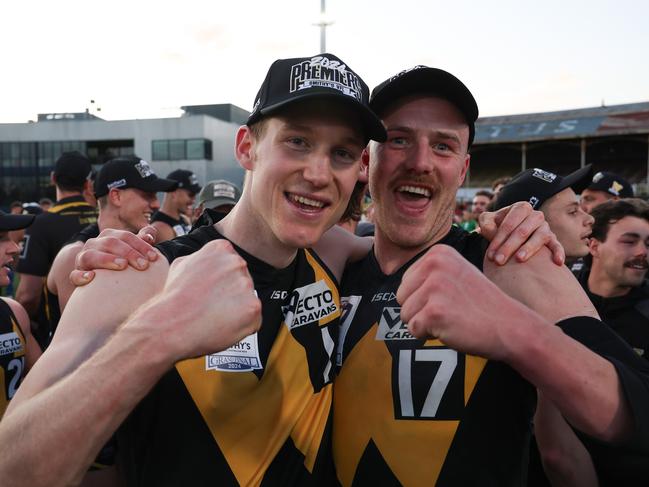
[[376, 307, 416, 340]]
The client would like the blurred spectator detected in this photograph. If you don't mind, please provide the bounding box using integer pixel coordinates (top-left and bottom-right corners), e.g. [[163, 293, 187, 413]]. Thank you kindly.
[[580, 171, 633, 214], [38, 198, 53, 212], [193, 179, 241, 224], [15, 151, 97, 349], [471, 189, 493, 217], [459, 204, 478, 232], [339, 181, 367, 234], [151, 169, 200, 242], [9, 201, 23, 215], [491, 176, 511, 198]]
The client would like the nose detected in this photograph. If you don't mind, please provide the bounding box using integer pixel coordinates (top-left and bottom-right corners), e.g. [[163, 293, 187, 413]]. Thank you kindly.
[[404, 138, 433, 174], [303, 153, 333, 188], [583, 211, 594, 227], [150, 197, 161, 211]]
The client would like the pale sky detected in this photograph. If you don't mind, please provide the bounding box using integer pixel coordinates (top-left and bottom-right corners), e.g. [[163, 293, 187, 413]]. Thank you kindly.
[[2, 0, 648, 123]]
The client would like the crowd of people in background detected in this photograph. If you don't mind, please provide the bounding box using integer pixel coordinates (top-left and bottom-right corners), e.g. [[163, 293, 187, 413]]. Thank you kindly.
[[0, 53, 648, 487]]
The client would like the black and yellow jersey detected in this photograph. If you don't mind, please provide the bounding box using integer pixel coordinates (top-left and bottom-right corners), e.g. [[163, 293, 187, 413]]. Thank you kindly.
[[118, 225, 339, 486], [151, 210, 191, 237], [334, 226, 536, 487], [0, 299, 27, 417]]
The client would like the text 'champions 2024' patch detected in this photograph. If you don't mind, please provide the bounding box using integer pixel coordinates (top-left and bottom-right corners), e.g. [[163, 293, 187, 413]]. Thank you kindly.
[[282, 279, 339, 330], [205, 332, 262, 372]]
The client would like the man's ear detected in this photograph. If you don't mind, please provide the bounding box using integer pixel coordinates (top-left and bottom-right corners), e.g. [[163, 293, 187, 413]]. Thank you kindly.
[[458, 153, 470, 186], [235, 126, 255, 171], [50, 171, 56, 186], [360, 147, 370, 182], [108, 188, 122, 207], [589, 238, 600, 257]]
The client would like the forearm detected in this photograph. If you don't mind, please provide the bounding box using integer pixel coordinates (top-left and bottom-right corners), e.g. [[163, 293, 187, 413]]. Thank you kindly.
[[535, 393, 599, 487], [0, 305, 172, 487], [504, 314, 631, 443]]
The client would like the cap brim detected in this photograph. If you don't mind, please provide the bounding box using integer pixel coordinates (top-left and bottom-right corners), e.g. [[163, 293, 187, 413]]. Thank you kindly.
[[559, 165, 593, 196], [0, 213, 35, 231], [252, 91, 387, 143]]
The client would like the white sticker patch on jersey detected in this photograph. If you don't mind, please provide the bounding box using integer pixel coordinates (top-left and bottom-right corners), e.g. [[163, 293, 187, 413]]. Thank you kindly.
[[0, 332, 24, 356], [205, 332, 262, 372], [376, 307, 416, 341], [282, 279, 338, 330]]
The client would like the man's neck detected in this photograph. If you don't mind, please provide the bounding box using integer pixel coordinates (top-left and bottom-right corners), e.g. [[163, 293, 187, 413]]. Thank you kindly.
[[160, 201, 181, 220], [98, 211, 133, 234], [215, 201, 298, 269], [373, 220, 452, 275], [587, 263, 632, 298]]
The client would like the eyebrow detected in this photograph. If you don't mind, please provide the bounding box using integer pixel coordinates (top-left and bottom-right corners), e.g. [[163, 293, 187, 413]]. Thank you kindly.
[[386, 126, 462, 145], [281, 123, 365, 146]]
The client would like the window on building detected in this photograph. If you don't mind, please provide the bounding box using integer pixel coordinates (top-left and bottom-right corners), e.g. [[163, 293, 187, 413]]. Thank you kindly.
[[169, 139, 185, 160], [152, 140, 169, 160]]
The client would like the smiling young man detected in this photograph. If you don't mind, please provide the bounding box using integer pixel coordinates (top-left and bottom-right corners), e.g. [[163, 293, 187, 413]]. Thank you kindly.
[[151, 169, 201, 242], [333, 67, 649, 487], [0, 53, 387, 487], [46, 156, 177, 333]]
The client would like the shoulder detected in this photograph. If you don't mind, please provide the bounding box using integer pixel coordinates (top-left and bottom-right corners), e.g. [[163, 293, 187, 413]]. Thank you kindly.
[[2, 298, 30, 332], [48, 242, 84, 291]]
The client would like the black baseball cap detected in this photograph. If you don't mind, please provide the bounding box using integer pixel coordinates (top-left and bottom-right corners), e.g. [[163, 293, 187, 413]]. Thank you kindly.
[[94, 156, 178, 197], [53, 151, 93, 187], [586, 171, 634, 198], [0, 211, 34, 231], [246, 53, 386, 143], [495, 165, 593, 211], [167, 169, 201, 195], [370, 66, 479, 147]]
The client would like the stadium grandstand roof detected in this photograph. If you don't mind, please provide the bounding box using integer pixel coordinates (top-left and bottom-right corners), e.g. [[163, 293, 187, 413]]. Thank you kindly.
[[475, 101, 649, 145]]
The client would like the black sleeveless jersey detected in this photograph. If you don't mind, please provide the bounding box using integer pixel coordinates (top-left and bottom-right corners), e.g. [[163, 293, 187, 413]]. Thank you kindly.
[[334, 226, 536, 487], [0, 299, 27, 417], [151, 210, 191, 237], [117, 225, 339, 486]]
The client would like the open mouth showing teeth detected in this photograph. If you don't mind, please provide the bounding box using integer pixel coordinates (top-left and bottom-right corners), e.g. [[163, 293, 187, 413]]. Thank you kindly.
[[396, 185, 432, 198], [626, 262, 648, 270], [287, 193, 326, 210]]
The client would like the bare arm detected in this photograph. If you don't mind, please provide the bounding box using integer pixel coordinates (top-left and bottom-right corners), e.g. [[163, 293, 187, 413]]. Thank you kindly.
[[47, 242, 83, 312], [15, 273, 43, 317], [0, 240, 261, 487], [314, 225, 372, 281], [483, 248, 632, 442], [535, 393, 599, 487]]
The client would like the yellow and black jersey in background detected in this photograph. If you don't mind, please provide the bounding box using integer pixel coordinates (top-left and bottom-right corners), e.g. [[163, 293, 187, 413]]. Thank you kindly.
[[334, 226, 536, 487], [0, 298, 27, 417], [118, 224, 339, 486]]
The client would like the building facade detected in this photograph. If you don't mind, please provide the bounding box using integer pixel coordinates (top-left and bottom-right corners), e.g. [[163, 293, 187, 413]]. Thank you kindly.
[[0, 104, 248, 206]]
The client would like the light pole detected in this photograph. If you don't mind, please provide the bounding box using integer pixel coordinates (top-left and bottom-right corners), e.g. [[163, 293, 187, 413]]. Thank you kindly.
[[313, 0, 334, 53]]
